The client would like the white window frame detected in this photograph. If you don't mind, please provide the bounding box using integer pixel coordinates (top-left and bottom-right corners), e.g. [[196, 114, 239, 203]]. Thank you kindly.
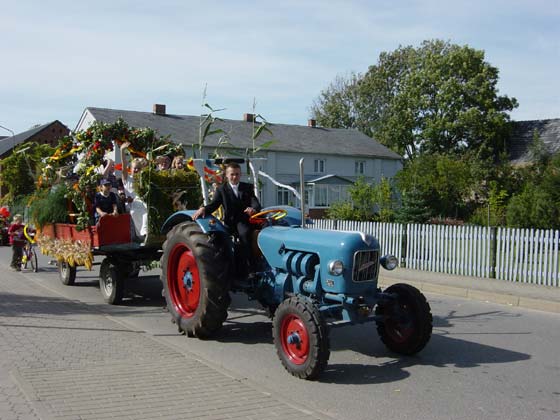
[[355, 160, 365, 175], [314, 159, 325, 174], [277, 187, 291, 206], [307, 184, 350, 208]]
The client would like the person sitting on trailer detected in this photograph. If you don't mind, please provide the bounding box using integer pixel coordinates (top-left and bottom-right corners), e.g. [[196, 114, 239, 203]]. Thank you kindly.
[[120, 141, 148, 241], [94, 179, 119, 223]]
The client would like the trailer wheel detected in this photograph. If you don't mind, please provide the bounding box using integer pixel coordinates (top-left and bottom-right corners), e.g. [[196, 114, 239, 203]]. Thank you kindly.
[[375, 283, 432, 355], [59, 261, 77, 286], [161, 222, 230, 339], [273, 296, 330, 380], [99, 258, 125, 305]]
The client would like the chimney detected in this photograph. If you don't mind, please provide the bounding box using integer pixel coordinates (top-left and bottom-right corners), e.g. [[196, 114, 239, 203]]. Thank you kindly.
[[243, 113, 254, 123], [308, 119, 317, 128], [153, 104, 166, 115]]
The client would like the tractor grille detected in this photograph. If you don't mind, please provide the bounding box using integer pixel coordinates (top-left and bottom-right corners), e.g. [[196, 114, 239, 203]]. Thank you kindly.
[[352, 250, 379, 282]]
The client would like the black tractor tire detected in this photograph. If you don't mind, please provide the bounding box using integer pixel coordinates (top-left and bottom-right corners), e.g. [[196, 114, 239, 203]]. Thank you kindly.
[[272, 296, 330, 380], [59, 261, 77, 286], [375, 283, 432, 355], [119, 262, 140, 279], [161, 221, 230, 339], [99, 258, 125, 305]]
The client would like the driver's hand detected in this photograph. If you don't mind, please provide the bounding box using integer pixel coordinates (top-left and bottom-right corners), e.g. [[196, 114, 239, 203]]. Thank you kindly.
[[193, 207, 205, 220], [244, 207, 256, 216]]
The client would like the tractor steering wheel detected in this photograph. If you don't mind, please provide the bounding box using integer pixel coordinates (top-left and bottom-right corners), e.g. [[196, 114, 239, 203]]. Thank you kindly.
[[249, 208, 288, 226]]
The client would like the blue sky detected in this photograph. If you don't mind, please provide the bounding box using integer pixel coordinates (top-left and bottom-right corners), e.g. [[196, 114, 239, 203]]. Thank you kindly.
[[1, 0, 559, 135]]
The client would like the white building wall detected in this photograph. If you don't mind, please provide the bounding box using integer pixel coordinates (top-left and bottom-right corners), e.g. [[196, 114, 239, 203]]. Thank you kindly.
[[76, 110, 402, 208]]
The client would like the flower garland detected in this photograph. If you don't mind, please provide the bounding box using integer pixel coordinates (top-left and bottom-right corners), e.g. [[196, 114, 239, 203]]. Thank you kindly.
[[39, 118, 168, 230]]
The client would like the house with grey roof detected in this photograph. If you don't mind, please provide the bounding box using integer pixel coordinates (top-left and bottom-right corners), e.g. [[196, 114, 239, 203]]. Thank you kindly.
[[0, 120, 70, 199], [508, 118, 560, 166], [76, 105, 402, 217], [0, 120, 70, 159]]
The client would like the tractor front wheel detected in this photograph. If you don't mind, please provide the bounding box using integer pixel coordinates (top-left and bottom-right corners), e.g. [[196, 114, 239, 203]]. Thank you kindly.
[[375, 283, 432, 355], [273, 296, 330, 380]]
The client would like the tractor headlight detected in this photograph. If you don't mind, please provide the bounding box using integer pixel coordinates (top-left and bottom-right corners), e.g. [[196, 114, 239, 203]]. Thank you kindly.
[[328, 260, 344, 275], [380, 254, 398, 271]]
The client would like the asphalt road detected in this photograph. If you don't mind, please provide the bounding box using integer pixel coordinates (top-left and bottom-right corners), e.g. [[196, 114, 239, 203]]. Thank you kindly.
[[3, 247, 559, 420]]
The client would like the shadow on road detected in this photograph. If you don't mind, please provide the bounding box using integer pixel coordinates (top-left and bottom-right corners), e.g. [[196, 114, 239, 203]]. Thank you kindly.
[[208, 304, 532, 385], [0, 291, 95, 318], [320, 359, 411, 384], [322, 331, 530, 384]]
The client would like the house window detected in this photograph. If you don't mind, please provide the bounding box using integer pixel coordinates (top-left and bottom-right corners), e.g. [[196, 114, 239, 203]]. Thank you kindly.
[[277, 187, 291, 206], [310, 184, 350, 208], [314, 159, 325, 173], [315, 185, 328, 207], [355, 160, 365, 175]]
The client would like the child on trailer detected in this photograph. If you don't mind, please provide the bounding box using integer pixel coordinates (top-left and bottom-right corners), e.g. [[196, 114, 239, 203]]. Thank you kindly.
[[94, 178, 119, 223], [8, 214, 25, 271]]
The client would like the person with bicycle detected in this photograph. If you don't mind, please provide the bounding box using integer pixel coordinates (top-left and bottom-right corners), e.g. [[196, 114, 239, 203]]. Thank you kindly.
[[8, 214, 25, 271], [20, 224, 38, 272]]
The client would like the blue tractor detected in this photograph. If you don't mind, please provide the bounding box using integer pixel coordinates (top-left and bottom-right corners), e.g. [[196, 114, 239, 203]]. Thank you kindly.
[[160, 159, 432, 380]]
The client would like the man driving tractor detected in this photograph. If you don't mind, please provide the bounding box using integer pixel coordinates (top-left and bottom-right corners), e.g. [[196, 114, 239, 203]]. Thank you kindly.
[[193, 162, 261, 277]]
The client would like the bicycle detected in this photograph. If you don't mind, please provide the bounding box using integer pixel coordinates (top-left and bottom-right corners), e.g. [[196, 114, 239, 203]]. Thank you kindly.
[[21, 225, 38, 272]]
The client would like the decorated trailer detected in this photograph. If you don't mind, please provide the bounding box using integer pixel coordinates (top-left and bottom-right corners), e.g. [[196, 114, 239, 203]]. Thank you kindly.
[[40, 214, 163, 304]]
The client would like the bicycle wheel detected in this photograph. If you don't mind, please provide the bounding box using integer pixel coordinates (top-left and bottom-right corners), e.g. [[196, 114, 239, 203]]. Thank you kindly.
[[30, 248, 38, 272], [21, 246, 30, 270]]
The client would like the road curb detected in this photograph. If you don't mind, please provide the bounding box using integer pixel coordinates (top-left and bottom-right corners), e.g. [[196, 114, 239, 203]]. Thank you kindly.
[[378, 278, 560, 314]]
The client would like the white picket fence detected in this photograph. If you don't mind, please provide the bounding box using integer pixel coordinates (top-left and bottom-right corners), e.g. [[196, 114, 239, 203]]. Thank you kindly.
[[496, 228, 560, 287], [309, 219, 560, 287], [311, 219, 404, 262]]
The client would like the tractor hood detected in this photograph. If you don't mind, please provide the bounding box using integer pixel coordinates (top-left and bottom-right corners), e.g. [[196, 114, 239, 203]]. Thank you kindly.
[[258, 226, 380, 293]]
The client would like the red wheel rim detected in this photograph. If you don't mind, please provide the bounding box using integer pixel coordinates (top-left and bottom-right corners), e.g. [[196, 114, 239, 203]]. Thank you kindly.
[[385, 303, 414, 343], [280, 314, 309, 365], [167, 243, 201, 318]]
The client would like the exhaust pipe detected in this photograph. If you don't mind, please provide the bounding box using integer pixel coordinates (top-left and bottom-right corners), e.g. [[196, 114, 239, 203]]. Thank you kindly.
[[299, 158, 305, 228]]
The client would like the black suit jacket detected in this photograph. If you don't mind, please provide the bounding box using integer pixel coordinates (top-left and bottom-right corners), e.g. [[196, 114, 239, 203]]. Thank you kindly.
[[204, 182, 261, 227]]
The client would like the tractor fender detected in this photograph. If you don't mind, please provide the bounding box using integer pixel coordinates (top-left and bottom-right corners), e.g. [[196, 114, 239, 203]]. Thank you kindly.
[[161, 210, 230, 235]]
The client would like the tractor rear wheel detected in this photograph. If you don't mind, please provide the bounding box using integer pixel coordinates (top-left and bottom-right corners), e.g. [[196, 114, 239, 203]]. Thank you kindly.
[[375, 283, 432, 355], [273, 296, 330, 380], [161, 222, 230, 339]]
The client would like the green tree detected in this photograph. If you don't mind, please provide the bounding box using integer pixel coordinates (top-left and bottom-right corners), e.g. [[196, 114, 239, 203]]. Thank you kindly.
[[311, 39, 518, 161], [505, 153, 560, 229], [374, 177, 396, 222], [0, 142, 54, 203], [310, 73, 360, 130], [326, 177, 396, 222], [506, 185, 555, 229], [528, 129, 548, 170], [395, 188, 432, 224], [468, 181, 509, 226], [395, 153, 474, 219]]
